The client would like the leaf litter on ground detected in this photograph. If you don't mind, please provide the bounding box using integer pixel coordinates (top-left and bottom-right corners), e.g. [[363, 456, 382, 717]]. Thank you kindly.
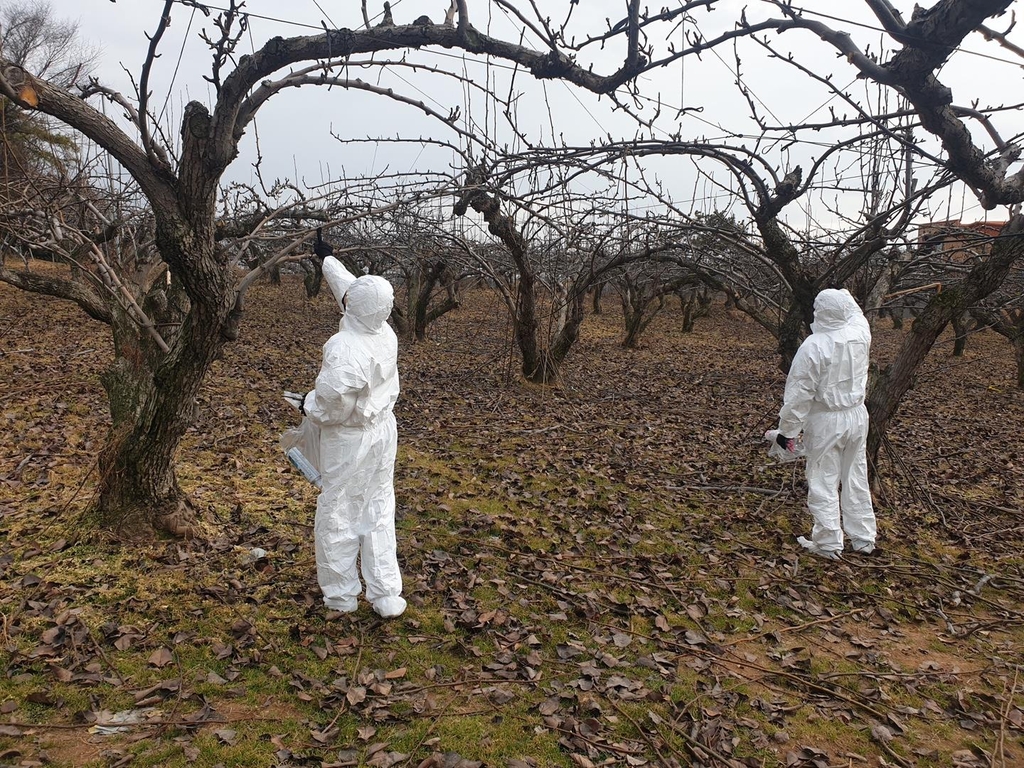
[[1, 273, 1024, 767]]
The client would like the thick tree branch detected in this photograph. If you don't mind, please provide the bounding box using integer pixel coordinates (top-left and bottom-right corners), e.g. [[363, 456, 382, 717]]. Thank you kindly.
[[0, 264, 111, 324], [863, 0, 910, 42], [883, 1, 1022, 207], [754, 0, 1022, 208], [207, 12, 650, 173], [0, 61, 178, 208]]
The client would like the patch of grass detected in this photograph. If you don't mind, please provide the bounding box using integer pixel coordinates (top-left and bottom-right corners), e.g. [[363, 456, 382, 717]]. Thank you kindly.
[[782, 706, 873, 757], [393, 710, 566, 765]]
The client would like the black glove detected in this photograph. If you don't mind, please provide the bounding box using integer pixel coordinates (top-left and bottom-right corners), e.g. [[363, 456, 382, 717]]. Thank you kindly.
[[300, 391, 309, 416], [314, 228, 334, 259], [776, 433, 794, 451]]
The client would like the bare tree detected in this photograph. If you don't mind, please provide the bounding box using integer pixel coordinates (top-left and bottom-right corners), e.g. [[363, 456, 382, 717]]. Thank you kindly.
[[0, 2, 95, 210], [616, 263, 696, 349], [0, 0, 673, 537], [2, 0, 1022, 536], [676, 283, 714, 334], [454, 159, 688, 383]]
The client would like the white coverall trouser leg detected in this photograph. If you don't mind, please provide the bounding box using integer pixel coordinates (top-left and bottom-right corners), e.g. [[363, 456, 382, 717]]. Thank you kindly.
[[802, 404, 876, 552], [314, 416, 403, 609]]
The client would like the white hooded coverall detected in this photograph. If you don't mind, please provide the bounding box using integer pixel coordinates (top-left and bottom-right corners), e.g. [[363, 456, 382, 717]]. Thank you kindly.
[[777, 289, 877, 557], [303, 257, 406, 617]]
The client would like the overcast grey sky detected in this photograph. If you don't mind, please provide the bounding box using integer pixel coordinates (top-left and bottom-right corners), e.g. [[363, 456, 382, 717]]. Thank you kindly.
[[63, 0, 1024, 231]]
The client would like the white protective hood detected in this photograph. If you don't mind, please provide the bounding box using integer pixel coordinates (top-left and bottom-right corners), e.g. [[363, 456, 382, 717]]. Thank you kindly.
[[810, 288, 851, 334], [343, 275, 395, 334]]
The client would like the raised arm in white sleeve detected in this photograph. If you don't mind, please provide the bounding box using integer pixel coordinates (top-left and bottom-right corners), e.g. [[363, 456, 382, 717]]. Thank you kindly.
[[322, 255, 358, 314]]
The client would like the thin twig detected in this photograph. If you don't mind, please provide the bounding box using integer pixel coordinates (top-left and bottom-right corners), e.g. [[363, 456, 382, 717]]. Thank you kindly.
[[992, 667, 1019, 768], [666, 484, 786, 495], [605, 697, 677, 765], [399, 691, 459, 767], [1, 715, 285, 731], [718, 607, 866, 647]]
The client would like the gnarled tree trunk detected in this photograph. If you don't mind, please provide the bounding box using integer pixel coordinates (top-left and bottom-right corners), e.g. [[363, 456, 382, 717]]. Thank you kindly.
[[455, 172, 551, 383], [88, 100, 232, 537], [93, 292, 227, 536], [776, 279, 816, 372], [411, 260, 460, 342]]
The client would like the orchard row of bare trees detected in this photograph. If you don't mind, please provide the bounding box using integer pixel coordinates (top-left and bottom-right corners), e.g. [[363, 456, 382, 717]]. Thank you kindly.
[[1, 0, 1023, 538]]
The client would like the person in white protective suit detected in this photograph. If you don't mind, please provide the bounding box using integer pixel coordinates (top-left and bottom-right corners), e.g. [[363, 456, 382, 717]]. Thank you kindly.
[[301, 251, 407, 618], [774, 288, 877, 559]]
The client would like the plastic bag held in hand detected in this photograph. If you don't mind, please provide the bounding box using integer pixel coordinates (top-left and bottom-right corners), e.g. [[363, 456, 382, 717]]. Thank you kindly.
[[764, 429, 806, 462], [281, 416, 322, 488]]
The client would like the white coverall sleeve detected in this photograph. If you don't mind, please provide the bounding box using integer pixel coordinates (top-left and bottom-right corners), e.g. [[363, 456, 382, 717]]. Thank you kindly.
[[322, 256, 358, 312], [304, 354, 369, 428], [778, 342, 822, 438]]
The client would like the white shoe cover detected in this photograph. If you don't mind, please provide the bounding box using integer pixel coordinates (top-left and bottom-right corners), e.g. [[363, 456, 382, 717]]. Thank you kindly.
[[797, 536, 842, 560], [325, 595, 358, 613], [850, 540, 875, 554], [372, 596, 407, 618]]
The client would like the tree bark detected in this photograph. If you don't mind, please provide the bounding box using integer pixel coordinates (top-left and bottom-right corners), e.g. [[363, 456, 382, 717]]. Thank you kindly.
[[951, 311, 970, 356], [412, 259, 460, 342], [1014, 333, 1024, 390], [90, 258, 224, 537], [776, 279, 816, 372], [679, 285, 711, 332], [619, 282, 673, 349], [302, 258, 324, 299], [98, 98, 222, 526], [83, 100, 230, 538], [751, 170, 814, 372], [622, 299, 657, 348], [546, 285, 587, 377]]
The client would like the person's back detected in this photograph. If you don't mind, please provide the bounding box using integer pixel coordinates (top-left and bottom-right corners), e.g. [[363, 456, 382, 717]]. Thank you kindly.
[[315, 291, 399, 430], [790, 292, 870, 416]]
